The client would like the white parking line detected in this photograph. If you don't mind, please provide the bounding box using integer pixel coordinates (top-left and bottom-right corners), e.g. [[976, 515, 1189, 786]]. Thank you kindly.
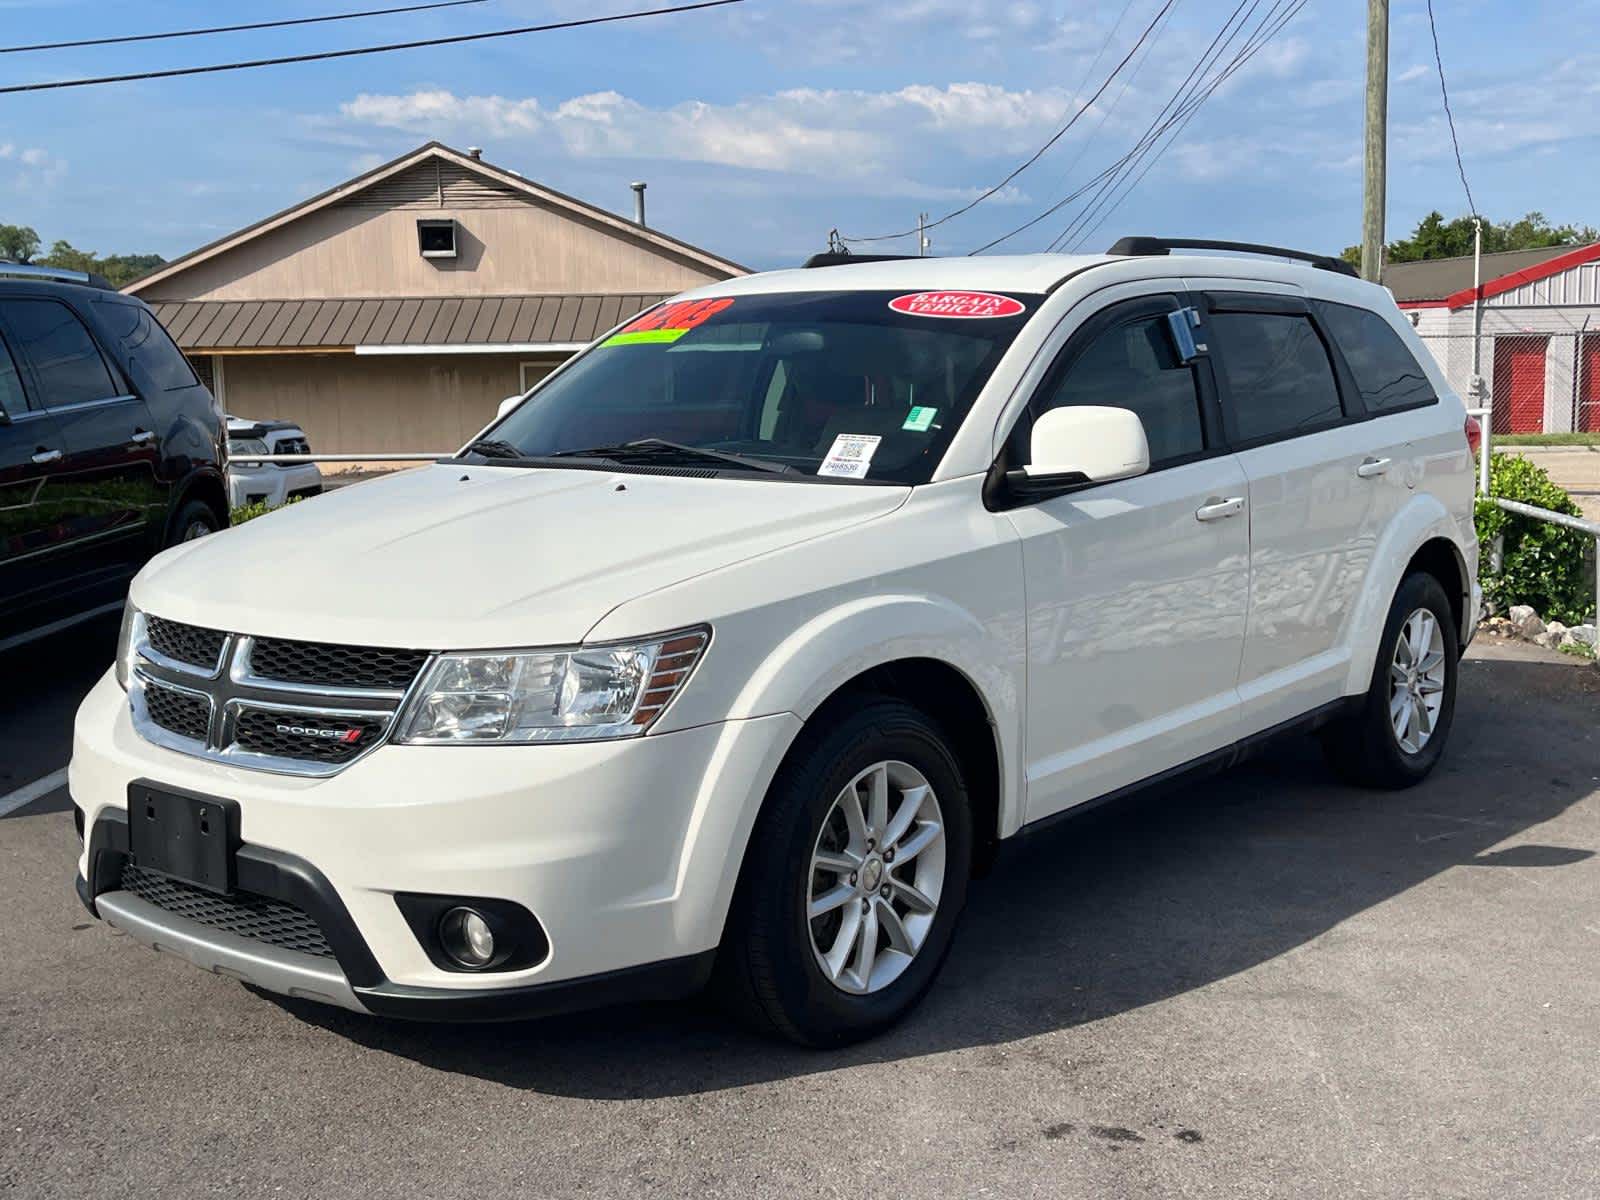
[[0, 768, 69, 818]]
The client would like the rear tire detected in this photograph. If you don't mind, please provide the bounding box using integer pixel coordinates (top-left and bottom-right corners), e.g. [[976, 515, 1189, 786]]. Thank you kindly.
[[1321, 571, 1459, 789], [167, 498, 221, 546], [717, 698, 973, 1047]]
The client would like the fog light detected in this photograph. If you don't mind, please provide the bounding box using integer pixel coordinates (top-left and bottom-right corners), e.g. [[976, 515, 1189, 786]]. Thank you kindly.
[[439, 906, 496, 969]]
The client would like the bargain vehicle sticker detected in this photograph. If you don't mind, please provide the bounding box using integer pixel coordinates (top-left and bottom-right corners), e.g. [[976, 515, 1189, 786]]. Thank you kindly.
[[603, 297, 736, 346], [887, 291, 1026, 319], [818, 433, 882, 479]]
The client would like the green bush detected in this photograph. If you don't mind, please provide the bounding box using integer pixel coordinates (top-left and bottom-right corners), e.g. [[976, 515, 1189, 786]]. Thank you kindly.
[[230, 495, 304, 526], [1475, 452, 1595, 625]]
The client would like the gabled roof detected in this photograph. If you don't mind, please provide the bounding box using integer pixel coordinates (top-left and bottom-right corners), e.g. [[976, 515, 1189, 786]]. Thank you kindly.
[[125, 141, 747, 296], [1386, 242, 1600, 306]]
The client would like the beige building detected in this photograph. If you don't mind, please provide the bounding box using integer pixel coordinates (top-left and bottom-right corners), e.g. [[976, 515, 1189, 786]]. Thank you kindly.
[[127, 141, 746, 453]]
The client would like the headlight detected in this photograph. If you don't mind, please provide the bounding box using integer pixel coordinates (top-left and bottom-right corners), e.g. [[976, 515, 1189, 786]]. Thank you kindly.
[[115, 600, 141, 691], [396, 628, 708, 744], [227, 437, 268, 464]]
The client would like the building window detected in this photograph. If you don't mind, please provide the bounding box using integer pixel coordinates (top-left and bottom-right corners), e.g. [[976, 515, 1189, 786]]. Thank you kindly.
[[417, 219, 458, 259], [520, 361, 555, 393]]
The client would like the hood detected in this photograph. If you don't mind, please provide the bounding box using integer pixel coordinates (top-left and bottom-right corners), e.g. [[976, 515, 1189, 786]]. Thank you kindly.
[[135, 464, 907, 648]]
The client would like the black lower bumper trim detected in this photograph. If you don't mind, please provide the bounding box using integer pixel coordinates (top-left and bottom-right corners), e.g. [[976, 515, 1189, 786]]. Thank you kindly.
[[353, 950, 718, 1022]]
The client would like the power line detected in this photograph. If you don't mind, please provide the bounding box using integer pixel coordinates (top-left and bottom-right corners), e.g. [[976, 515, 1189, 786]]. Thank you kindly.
[[0, 0, 742, 94], [1425, 0, 1476, 215], [0, 0, 493, 55], [838, 0, 1182, 245], [969, 0, 1266, 255], [1058, 0, 1308, 252]]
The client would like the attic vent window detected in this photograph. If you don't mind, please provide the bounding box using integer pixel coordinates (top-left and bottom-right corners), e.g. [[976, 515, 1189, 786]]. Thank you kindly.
[[417, 218, 458, 259]]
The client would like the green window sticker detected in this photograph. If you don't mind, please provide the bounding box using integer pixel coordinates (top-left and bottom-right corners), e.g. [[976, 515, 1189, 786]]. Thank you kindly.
[[902, 406, 938, 432]]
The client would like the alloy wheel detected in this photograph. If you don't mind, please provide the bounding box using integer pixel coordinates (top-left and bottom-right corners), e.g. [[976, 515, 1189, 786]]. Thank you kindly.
[[807, 760, 946, 995], [1389, 607, 1446, 755]]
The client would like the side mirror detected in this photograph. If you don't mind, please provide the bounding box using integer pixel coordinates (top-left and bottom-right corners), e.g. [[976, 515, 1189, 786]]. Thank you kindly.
[[496, 394, 523, 420], [1007, 405, 1149, 499]]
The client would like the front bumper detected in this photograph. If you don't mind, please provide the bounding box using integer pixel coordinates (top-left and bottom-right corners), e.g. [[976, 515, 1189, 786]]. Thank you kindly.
[[227, 463, 323, 509], [71, 670, 800, 1017]]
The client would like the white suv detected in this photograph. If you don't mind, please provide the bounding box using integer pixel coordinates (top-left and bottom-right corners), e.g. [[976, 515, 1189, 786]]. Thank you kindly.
[[71, 239, 1479, 1045]]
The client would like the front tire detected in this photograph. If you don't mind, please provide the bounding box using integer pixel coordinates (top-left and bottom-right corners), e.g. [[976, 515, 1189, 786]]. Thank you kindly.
[[1321, 571, 1460, 789], [718, 699, 973, 1046]]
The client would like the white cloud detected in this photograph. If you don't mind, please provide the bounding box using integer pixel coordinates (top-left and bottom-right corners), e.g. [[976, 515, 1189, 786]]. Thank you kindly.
[[1396, 64, 1431, 84], [0, 140, 66, 189], [341, 82, 1087, 177]]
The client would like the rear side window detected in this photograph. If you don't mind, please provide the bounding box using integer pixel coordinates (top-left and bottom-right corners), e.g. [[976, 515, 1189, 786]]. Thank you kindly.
[[0, 298, 117, 408], [0, 335, 25, 416], [1210, 312, 1342, 443], [96, 301, 199, 391], [1038, 314, 1205, 464], [1319, 302, 1436, 413]]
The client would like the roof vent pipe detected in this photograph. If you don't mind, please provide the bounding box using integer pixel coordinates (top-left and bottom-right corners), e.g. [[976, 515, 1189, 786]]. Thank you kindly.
[[631, 181, 647, 228], [466, 146, 483, 160]]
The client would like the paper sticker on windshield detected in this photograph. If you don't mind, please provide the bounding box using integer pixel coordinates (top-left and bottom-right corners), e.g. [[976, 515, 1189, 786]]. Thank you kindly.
[[603, 297, 736, 346], [888, 291, 1025, 319], [902, 405, 938, 432], [819, 433, 882, 479]]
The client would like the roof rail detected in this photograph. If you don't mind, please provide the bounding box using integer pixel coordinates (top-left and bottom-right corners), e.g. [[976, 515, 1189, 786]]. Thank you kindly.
[[0, 260, 116, 290], [802, 252, 924, 269], [1106, 237, 1358, 278]]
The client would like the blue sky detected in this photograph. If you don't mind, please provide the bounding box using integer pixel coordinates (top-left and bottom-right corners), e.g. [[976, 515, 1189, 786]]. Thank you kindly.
[[0, 0, 1594, 271]]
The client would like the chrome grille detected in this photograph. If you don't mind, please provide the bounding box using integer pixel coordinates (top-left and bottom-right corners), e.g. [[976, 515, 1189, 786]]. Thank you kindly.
[[142, 682, 210, 742], [128, 613, 430, 777], [118, 863, 334, 959], [249, 637, 428, 691], [144, 615, 226, 671]]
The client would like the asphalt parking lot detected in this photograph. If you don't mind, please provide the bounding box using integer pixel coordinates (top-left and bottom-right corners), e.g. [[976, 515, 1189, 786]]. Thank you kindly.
[[2, 624, 1597, 1199]]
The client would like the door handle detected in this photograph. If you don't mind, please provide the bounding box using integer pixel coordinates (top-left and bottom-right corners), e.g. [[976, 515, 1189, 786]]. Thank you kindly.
[[1356, 456, 1391, 478], [1195, 496, 1245, 522], [30, 448, 63, 465], [130, 429, 157, 446]]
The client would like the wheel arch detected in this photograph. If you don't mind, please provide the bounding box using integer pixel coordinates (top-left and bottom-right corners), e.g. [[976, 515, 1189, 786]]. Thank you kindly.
[[1342, 494, 1476, 695], [166, 467, 229, 541], [803, 657, 1006, 875]]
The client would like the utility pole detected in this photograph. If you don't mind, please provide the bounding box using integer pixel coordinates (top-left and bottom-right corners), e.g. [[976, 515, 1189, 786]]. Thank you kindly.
[[917, 213, 929, 257], [1361, 0, 1389, 283]]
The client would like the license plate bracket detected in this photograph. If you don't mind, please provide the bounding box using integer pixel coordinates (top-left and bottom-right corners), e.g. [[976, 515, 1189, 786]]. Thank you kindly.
[[127, 781, 239, 895]]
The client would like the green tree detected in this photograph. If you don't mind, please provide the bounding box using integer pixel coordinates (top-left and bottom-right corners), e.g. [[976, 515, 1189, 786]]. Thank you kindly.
[[0, 222, 40, 262], [1340, 211, 1599, 269], [37, 239, 165, 287]]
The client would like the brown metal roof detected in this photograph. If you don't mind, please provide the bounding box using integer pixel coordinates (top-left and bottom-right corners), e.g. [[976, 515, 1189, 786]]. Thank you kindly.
[[150, 293, 671, 351], [1383, 245, 1580, 303]]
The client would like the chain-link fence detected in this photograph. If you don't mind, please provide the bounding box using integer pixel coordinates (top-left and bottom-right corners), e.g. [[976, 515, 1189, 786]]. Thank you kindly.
[[1414, 329, 1600, 435]]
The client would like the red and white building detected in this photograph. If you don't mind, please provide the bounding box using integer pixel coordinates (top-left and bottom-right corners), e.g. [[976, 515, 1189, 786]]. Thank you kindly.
[[1388, 242, 1600, 434]]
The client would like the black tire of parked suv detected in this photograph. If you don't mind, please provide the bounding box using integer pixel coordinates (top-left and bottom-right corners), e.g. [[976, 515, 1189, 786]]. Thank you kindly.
[[1320, 571, 1460, 789], [717, 698, 974, 1047], [166, 498, 222, 547]]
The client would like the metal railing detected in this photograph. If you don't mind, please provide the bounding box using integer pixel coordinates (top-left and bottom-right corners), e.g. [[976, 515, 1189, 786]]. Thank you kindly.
[[1486, 497, 1600, 628]]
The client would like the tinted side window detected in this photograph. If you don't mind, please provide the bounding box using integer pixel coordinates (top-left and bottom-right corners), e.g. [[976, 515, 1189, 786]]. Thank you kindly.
[[0, 299, 116, 408], [1210, 312, 1342, 442], [1038, 315, 1205, 464], [97, 300, 198, 391], [1319, 302, 1435, 412], [0, 335, 25, 417]]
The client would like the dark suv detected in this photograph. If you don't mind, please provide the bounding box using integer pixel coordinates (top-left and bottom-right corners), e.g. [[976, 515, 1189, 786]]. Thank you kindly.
[[0, 263, 226, 651]]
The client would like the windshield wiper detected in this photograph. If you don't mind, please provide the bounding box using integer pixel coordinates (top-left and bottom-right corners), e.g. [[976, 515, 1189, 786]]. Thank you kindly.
[[552, 438, 796, 476], [460, 438, 527, 460]]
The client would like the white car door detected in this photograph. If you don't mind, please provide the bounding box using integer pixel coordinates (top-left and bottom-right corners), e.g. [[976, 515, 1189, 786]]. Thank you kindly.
[[1196, 288, 1405, 733], [1001, 291, 1251, 823]]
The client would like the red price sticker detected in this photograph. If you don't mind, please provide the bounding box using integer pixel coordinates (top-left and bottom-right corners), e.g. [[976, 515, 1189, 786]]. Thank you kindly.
[[887, 291, 1026, 319], [604, 297, 736, 346]]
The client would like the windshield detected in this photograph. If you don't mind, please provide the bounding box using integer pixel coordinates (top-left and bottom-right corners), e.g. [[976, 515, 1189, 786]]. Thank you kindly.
[[480, 289, 1043, 484]]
